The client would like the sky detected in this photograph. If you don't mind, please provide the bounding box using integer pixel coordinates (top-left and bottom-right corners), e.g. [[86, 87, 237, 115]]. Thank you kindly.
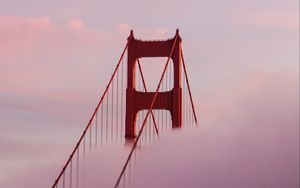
[[0, 0, 299, 187]]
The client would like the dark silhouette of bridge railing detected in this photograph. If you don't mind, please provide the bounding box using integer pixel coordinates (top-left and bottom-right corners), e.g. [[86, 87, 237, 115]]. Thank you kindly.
[[52, 30, 197, 188]]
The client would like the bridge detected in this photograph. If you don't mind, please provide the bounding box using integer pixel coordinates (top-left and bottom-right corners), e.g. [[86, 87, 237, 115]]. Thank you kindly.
[[52, 29, 197, 188]]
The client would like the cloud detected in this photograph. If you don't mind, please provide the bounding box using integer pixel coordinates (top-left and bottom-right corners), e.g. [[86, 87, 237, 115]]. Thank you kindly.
[[0, 16, 51, 60], [130, 69, 299, 188], [67, 18, 85, 29], [0, 16, 121, 97], [115, 23, 131, 34], [200, 69, 299, 126], [237, 9, 299, 31]]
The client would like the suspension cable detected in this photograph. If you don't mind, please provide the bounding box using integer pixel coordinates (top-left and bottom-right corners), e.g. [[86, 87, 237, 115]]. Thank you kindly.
[[52, 35, 132, 188], [137, 59, 159, 135], [181, 49, 198, 124]]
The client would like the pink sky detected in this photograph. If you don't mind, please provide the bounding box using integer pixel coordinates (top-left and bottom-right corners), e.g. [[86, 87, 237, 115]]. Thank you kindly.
[[0, 0, 299, 187]]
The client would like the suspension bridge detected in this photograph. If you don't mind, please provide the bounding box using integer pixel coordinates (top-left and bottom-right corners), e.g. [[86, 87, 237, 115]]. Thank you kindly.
[[51, 29, 198, 188]]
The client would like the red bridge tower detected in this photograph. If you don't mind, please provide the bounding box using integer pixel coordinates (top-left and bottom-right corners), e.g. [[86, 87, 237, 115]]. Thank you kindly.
[[125, 30, 182, 138]]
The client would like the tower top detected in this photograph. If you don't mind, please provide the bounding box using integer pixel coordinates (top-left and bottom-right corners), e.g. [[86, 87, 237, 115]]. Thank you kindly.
[[128, 29, 181, 41]]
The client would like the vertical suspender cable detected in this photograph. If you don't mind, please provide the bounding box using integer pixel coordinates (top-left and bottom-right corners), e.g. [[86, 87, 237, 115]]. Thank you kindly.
[[122, 169, 126, 188], [148, 114, 151, 143], [89, 120, 92, 150], [63, 171, 65, 188], [83, 136, 85, 158], [183, 70, 186, 125], [165, 65, 168, 130], [162, 70, 164, 133], [128, 156, 131, 184], [101, 103, 103, 145], [116, 68, 119, 141], [95, 111, 98, 147], [83, 135, 85, 187], [165, 66, 168, 130], [166, 63, 172, 129], [70, 160, 72, 188], [76, 149, 79, 188], [111, 80, 114, 140], [106, 91, 109, 142], [169, 63, 172, 129]]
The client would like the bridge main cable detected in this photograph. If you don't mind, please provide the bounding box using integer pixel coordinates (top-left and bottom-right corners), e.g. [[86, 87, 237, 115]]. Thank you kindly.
[[181, 50, 198, 124], [52, 35, 133, 188], [137, 59, 159, 135]]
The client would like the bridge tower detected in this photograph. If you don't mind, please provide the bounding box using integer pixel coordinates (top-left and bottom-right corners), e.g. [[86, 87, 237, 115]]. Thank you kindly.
[[125, 30, 182, 138]]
